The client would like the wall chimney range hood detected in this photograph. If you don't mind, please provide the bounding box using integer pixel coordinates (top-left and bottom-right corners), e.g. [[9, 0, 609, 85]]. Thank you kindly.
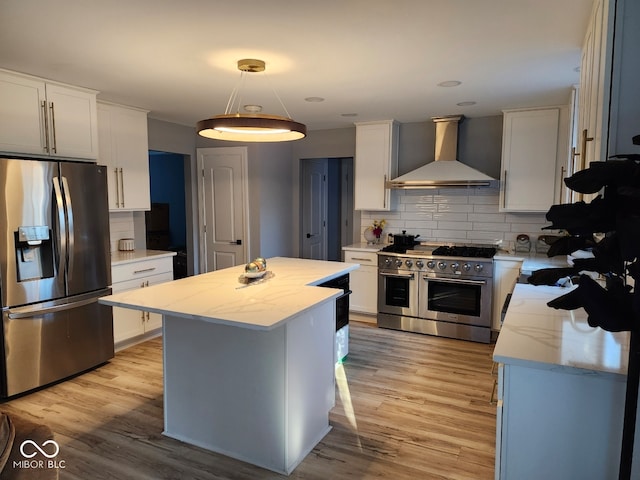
[[387, 115, 497, 189]]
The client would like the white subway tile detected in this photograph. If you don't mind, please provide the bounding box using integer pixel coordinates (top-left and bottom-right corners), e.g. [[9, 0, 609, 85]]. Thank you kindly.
[[436, 221, 473, 231], [434, 213, 469, 222], [471, 222, 511, 232], [468, 213, 507, 223]]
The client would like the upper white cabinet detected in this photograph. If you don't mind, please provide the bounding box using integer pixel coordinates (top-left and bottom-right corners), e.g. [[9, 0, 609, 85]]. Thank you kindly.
[[354, 120, 398, 211], [499, 107, 569, 212], [97, 102, 150, 211], [577, 0, 640, 171], [0, 69, 98, 160]]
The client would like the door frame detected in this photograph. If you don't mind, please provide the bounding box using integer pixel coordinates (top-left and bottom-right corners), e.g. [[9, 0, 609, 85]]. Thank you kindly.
[[196, 146, 250, 272]]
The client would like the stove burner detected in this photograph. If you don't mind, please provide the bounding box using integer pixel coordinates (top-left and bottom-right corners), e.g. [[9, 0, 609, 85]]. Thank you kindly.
[[431, 245, 497, 258], [380, 244, 415, 254]]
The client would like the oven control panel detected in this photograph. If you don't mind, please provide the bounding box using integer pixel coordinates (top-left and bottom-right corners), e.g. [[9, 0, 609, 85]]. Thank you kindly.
[[378, 253, 493, 278]]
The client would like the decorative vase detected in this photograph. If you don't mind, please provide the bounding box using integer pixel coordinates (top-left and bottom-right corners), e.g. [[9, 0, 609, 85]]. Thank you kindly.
[[363, 227, 376, 244]]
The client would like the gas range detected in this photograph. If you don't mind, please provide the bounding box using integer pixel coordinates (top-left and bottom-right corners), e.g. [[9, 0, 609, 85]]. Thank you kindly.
[[377, 242, 497, 343], [377, 243, 496, 278]]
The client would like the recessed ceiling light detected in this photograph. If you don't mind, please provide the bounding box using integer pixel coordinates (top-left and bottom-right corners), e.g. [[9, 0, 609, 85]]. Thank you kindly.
[[438, 80, 462, 87], [341, 113, 358, 117], [305, 97, 325, 102], [456, 101, 476, 106]]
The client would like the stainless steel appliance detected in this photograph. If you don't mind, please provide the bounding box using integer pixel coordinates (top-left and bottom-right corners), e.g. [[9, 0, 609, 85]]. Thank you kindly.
[[0, 157, 114, 397], [318, 274, 351, 363], [377, 244, 496, 343]]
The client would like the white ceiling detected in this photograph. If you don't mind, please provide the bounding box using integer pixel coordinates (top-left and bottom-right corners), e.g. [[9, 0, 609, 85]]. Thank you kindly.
[[0, 0, 593, 132]]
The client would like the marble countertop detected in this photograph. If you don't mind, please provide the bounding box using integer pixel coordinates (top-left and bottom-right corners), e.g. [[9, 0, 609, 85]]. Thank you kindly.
[[111, 249, 176, 266], [100, 257, 358, 331], [493, 283, 630, 379], [494, 250, 569, 273], [342, 242, 384, 252]]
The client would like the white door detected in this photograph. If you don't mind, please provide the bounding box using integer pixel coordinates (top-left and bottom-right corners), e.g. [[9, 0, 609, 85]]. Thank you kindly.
[[198, 147, 248, 272], [301, 159, 327, 260]]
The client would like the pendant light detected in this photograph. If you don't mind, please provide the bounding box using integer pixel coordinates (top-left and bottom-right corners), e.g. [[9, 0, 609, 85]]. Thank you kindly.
[[197, 59, 306, 142]]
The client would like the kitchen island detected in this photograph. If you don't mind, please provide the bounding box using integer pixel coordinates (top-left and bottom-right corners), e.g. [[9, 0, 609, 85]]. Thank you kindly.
[[99, 257, 358, 475], [493, 283, 640, 480]]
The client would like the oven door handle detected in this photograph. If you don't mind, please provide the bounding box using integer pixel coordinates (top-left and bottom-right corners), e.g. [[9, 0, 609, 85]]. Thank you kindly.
[[380, 272, 415, 280], [423, 276, 486, 286]]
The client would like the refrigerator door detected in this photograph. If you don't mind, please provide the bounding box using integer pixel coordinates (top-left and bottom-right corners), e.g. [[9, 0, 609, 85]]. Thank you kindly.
[[0, 158, 66, 308], [1, 288, 114, 397], [59, 162, 111, 296]]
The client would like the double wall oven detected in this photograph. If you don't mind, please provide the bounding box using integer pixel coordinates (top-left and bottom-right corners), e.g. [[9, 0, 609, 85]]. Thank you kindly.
[[377, 244, 496, 343]]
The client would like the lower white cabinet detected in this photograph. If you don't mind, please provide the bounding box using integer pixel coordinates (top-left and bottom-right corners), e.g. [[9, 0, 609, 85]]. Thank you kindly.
[[343, 249, 378, 315], [111, 255, 174, 349], [492, 259, 523, 331]]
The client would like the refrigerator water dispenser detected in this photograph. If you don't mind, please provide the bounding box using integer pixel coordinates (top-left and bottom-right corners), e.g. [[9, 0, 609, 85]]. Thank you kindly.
[[14, 226, 54, 282]]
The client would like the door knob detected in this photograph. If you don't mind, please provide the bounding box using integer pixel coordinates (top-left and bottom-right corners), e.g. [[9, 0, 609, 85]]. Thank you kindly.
[[228, 239, 242, 245]]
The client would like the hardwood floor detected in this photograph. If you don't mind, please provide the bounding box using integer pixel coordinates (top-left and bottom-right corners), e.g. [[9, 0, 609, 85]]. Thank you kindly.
[[1, 321, 496, 479]]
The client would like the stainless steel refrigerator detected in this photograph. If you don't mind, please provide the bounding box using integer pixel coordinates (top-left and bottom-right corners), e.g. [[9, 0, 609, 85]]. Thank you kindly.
[[0, 157, 114, 398]]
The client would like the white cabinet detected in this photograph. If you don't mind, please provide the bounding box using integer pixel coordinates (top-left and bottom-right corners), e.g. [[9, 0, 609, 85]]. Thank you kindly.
[[343, 249, 378, 315], [354, 120, 398, 211], [499, 107, 569, 212], [111, 255, 174, 349], [0, 69, 98, 160], [577, 0, 640, 173], [492, 259, 522, 331], [97, 102, 150, 211]]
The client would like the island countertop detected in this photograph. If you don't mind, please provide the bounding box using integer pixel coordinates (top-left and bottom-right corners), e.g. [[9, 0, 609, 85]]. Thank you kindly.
[[100, 257, 358, 331], [493, 283, 630, 379]]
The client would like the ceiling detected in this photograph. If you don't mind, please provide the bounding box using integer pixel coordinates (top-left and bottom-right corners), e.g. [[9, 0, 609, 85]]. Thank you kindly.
[[0, 0, 594, 132]]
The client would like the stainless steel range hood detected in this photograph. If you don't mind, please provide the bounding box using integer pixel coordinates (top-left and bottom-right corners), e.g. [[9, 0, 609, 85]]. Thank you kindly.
[[387, 115, 497, 189]]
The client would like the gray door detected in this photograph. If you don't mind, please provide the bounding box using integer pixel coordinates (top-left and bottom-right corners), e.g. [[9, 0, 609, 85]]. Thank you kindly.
[[301, 159, 327, 260]]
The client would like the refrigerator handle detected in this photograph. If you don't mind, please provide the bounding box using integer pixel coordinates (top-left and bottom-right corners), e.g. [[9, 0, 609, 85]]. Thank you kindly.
[[61, 176, 75, 276], [52, 177, 67, 278], [7, 296, 100, 319]]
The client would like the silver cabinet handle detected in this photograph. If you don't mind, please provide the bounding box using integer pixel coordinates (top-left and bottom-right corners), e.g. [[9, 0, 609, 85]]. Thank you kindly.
[[502, 170, 507, 208], [133, 267, 156, 274], [41, 100, 50, 153], [49, 102, 57, 154], [119, 168, 125, 208], [350, 257, 373, 262], [114, 168, 120, 208]]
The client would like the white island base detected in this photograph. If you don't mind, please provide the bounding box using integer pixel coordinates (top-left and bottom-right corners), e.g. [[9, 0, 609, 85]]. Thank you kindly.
[[162, 300, 335, 475]]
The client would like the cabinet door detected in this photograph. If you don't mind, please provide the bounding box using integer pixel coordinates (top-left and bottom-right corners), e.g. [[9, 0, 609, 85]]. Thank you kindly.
[[113, 306, 146, 344], [354, 121, 398, 211], [492, 259, 522, 331], [98, 102, 150, 211], [344, 250, 378, 314], [500, 109, 560, 212], [45, 83, 98, 160], [0, 71, 46, 155]]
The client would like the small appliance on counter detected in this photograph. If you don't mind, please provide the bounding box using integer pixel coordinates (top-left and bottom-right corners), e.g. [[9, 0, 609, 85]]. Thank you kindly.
[[515, 234, 531, 253]]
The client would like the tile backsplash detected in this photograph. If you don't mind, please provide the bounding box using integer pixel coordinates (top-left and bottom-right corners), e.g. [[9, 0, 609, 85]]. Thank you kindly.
[[360, 187, 556, 252], [108, 211, 135, 252]]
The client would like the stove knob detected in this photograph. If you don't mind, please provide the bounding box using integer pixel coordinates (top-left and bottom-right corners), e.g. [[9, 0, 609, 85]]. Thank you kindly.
[[450, 262, 460, 272], [426, 260, 436, 269], [438, 261, 447, 271], [384, 258, 392, 267], [415, 260, 424, 269], [405, 259, 413, 268], [474, 264, 484, 273], [395, 259, 404, 268], [462, 263, 471, 272]]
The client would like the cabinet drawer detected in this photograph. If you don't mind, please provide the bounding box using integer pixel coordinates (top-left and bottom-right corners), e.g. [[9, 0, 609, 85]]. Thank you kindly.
[[344, 250, 378, 266], [112, 271, 174, 293], [112, 257, 173, 283]]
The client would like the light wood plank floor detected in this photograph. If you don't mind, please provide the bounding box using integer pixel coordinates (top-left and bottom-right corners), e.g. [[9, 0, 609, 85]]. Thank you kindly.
[[1, 321, 496, 479]]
